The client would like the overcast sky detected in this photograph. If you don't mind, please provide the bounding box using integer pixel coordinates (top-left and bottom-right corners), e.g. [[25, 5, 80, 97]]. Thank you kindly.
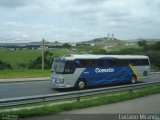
[[0, 0, 160, 43]]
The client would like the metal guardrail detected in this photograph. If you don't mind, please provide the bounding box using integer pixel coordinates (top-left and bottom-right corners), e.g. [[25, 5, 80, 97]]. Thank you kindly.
[[0, 81, 160, 107]]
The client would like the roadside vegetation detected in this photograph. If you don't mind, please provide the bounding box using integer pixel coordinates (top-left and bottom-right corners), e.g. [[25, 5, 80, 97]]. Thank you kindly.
[[0, 70, 50, 79], [0, 85, 160, 119], [97, 41, 160, 70], [0, 48, 68, 69], [0, 48, 68, 78], [0, 40, 160, 78]]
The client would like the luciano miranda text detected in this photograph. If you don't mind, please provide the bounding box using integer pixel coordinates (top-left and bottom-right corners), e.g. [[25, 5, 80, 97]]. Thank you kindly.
[[119, 114, 160, 120]]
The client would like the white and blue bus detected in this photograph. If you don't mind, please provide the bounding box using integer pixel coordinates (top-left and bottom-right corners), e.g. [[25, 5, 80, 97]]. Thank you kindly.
[[50, 54, 150, 89]]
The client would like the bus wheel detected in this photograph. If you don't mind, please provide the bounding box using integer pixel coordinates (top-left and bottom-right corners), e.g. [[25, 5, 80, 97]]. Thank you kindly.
[[131, 76, 136, 84], [77, 79, 86, 89]]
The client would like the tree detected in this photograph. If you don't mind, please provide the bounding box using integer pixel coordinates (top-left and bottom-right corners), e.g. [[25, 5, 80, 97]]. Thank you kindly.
[[118, 48, 143, 55], [146, 50, 160, 69], [63, 43, 71, 49], [93, 49, 107, 54], [137, 40, 147, 47], [149, 41, 160, 50], [29, 51, 53, 69], [137, 40, 148, 51]]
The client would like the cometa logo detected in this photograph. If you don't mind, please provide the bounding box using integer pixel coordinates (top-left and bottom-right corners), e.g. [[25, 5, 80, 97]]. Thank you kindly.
[[95, 68, 114, 73]]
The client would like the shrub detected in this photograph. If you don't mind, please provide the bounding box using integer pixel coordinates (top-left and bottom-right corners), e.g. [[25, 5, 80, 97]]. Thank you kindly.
[[146, 50, 160, 69], [28, 51, 53, 69], [0, 60, 12, 70]]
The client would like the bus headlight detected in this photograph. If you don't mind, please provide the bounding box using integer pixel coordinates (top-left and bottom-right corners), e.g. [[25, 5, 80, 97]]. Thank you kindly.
[[56, 78, 64, 84], [59, 79, 64, 84], [52, 78, 56, 82]]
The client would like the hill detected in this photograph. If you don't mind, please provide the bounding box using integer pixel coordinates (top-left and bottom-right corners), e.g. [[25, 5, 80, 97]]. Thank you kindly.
[[79, 37, 127, 46]]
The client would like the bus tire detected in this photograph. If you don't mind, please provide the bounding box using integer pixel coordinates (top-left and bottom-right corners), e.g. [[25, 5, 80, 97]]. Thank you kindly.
[[131, 75, 137, 84], [76, 79, 86, 89]]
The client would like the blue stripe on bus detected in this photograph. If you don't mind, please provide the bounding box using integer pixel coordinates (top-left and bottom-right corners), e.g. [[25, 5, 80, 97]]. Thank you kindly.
[[77, 66, 133, 86]]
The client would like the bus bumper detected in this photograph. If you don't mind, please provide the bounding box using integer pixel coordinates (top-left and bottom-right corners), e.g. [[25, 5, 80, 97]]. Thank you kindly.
[[50, 82, 72, 88]]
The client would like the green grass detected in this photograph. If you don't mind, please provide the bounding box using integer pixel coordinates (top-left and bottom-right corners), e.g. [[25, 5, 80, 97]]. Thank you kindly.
[[0, 49, 41, 69], [73, 46, 103, 53], [0, 85, 160, 119], [52, 49, 69, 57], [106, 44, 139, 51], [0, 48, 68, 78], [0, 48, 67, 78], [0, 48, 69, 69], [0, 69, 50, 79]]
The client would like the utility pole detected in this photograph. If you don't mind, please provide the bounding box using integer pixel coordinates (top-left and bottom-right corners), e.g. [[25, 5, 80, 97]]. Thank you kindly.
[[42, 38, 45, 70]]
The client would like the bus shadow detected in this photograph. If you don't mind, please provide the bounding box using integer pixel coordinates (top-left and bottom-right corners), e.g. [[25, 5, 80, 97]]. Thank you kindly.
[[52, 81, 144, 92], [87, 81, 143, 90]]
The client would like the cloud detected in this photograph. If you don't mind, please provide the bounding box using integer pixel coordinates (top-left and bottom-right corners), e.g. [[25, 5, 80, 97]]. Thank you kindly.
[[0, 0, 160, 42], [4, 21, 27, 27], [0, 0, 38, 8]]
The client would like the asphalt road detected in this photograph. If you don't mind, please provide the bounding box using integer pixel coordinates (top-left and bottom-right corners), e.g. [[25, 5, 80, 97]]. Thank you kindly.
[[0, 74, 160, 99]]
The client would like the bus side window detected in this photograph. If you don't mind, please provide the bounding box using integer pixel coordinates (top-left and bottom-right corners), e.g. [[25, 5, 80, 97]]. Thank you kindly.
[[97, 59, 106, 67], [117, 59, 126, 66], [91, 59, 98, 67], [105, 60, 112, 66], [128, 59, 135, 66], [142, 59, 149, 65], [79, 59, 87, 67], [123, 59, 129, 66], [64, 61, 76, 74], [79, 59, 94, 67], [75, 60, 81, 68], [110, 59, 118, 66]]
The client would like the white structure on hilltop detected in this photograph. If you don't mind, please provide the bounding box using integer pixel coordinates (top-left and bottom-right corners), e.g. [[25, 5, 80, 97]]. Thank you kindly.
[[107, 33, 114, 40]]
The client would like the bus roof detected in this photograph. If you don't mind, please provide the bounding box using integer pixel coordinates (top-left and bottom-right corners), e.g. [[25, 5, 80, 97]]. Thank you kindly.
[[55, 54, 149, 61]]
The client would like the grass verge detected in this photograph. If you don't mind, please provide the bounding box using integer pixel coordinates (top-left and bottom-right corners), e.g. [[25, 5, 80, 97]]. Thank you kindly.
[[0, 85, 160, 119], [0, 48, 69, 69], [0, 70, 50, 79]]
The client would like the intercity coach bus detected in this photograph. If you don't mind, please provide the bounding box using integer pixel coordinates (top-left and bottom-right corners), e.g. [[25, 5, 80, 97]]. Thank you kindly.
[[50, 54, 150, 89]]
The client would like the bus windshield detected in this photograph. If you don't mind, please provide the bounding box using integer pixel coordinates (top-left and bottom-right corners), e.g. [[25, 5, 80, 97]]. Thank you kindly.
[[51, 60, 76, 74], [51, 61, 65, 73]]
